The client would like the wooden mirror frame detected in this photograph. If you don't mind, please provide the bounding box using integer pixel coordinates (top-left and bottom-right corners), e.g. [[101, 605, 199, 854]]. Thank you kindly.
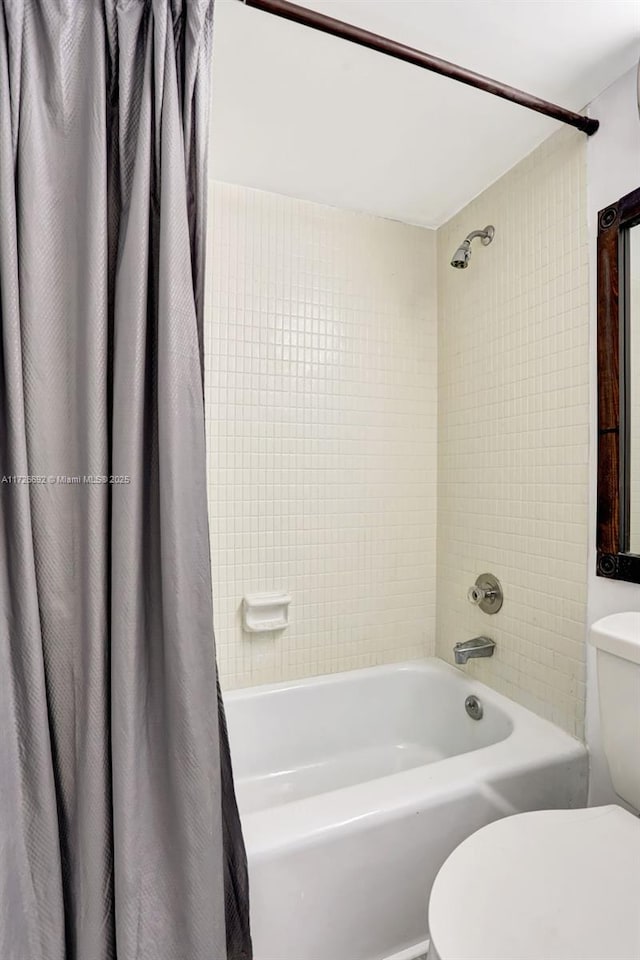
[[597, 185, 640, 583]]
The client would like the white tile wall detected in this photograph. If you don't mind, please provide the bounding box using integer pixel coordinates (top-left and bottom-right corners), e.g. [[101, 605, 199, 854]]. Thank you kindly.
[[204, 183, 438, 689], [436, 128, 590, 737]]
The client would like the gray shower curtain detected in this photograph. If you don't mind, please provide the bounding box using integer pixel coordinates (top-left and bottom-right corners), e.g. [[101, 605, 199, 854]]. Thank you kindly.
[[0, 2, 251, 959]]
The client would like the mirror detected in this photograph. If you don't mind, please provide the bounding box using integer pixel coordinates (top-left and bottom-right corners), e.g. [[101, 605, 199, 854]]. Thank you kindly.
[[596, 186, 640, 583], [630, 224, 640, 555]]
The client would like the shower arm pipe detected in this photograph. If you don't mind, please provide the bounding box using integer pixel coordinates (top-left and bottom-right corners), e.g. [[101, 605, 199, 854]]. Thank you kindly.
[[464, 229, 490, 243], [240, 0, 599, 136]]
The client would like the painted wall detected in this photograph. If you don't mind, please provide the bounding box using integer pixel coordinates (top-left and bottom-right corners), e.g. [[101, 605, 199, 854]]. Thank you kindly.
[[436, 127, 590, 738], [204, 183, 438, 689], [586, 67, 640, 806]]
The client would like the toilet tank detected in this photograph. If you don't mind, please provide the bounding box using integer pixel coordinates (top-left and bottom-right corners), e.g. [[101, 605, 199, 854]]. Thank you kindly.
[[590, 612, 640, 812]]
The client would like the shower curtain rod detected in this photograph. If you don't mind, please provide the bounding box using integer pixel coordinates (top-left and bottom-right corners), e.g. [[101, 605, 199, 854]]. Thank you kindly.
[[241, 0, 600, 136]]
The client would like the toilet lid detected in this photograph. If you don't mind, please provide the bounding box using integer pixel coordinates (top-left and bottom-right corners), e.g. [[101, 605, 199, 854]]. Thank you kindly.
[[428, 805, 640, 960]]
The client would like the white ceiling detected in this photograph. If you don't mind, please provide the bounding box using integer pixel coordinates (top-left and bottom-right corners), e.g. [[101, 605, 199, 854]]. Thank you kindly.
[[210, 0, 639, 228]]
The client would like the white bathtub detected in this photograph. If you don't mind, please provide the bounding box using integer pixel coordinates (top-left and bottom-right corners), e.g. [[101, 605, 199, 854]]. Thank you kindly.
[[225, 659, 588, 960]]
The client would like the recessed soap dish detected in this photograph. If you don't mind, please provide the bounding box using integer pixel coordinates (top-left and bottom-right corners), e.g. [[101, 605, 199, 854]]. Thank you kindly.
[[242, 592, 291, 633]]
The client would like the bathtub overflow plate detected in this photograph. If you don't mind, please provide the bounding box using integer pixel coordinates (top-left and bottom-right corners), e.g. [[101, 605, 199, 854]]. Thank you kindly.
[[465, 695, 483, 721]]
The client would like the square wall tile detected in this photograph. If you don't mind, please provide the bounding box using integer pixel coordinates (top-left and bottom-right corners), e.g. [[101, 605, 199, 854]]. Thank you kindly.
[[436, 127, 589, 738], [204, 183, 438, 689]]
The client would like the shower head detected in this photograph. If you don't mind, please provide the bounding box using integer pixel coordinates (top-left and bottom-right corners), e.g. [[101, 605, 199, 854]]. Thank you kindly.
[[450, 225, 495, 269], [451, 240, 471, 269]]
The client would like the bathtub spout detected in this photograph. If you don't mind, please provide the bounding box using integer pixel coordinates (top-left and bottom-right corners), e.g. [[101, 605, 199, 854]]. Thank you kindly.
[[454, 637, 496, 665]]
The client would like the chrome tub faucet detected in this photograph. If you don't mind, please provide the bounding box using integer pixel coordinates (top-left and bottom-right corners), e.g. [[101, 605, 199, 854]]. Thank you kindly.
[[454, 636, 496, 665]]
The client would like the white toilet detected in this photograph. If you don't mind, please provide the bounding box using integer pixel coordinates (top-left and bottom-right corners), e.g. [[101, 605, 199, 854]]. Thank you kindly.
[[427, 611, 640, 960]]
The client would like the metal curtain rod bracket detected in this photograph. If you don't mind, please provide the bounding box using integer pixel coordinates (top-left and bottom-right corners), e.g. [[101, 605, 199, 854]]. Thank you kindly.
[[241, 0, 599, 136]]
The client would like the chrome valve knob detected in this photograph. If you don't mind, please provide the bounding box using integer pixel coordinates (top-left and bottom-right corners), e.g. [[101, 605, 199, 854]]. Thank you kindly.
[[467, 584, 495, 605], [466, 574, 503, 614]]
